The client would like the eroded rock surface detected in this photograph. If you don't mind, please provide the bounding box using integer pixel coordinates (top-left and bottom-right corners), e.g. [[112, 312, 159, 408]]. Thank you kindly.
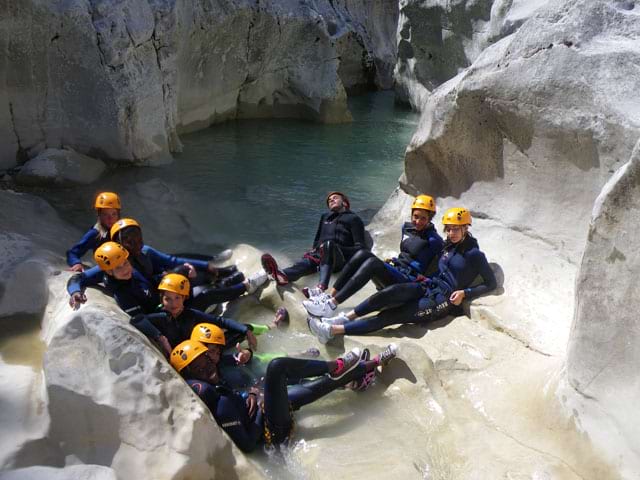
[[0, 0, 398, 169], [16, 149, 106, 186]]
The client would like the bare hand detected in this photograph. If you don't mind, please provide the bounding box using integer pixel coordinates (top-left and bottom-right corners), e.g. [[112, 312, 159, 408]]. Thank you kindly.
[[69, 264, 85, 273], [234, 343, 252, 365], [158, 336, 172, 358], [449, 290, 466, 306], [246, 393, 258, 418], [69, 292, 87, 310], [183, 263, 197, 279], [245, 330, 258, 350]]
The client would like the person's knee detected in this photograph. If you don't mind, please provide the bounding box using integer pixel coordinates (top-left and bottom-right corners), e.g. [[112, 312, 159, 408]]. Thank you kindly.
[[266, 357, 287, 376]]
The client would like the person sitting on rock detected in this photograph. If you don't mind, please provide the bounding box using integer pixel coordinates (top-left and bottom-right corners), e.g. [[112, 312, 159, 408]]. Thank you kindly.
[[66, 192, 122, 272], [109, 218, 267, 311], [260, 191, 367, 293], [308, 207, 497, 344], [130, 273, 262, 357], [170, 335, 397, 453], [67, 241, 159, 316], [303, 194, 444, 318]]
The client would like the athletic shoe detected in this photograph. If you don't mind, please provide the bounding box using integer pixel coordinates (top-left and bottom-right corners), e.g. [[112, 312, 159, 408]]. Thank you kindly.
[[303, 297, 336, 318], [211, 249, 233, 263], [373, 343, 398, 367], [302, 286, 327, 299], [274, 306, 289, 328], [307, 316, 333, 344], [329, 347, 362, 380], [245, 269, 268, 294], [345, 348, 372, 391], [299, 347, 321, 358], [261, 253, 289, 286], [321, 312, 350, 326]]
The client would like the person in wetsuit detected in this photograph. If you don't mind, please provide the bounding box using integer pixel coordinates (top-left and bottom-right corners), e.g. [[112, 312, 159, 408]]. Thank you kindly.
[[67, 241, 159, 316], [109, 218, 267, 310], [129, 273, 258, 357], [66, 192, 122, 272], [170, 334, 397, 453], [303, 194, 444, 318], [260, 191, 367, 292], [308, 207, 497, 343]]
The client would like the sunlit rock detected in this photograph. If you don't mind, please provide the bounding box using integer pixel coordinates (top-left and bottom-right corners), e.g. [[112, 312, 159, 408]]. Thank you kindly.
[[16, 149, 106, 187], [394, 0, 553, 109], [0, 465, 117, 480]]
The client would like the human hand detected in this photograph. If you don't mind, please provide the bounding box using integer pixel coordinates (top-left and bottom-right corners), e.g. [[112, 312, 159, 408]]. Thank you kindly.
[[234, 343, 252, 365], [183, 263, 196, 279], [449, 290, 466, 306], [69, 264, 85, 273], [69, 292, 87, 310], [158, 335, 172, 358], [245, 330, 257, 350], [246, 391, 258, 417]]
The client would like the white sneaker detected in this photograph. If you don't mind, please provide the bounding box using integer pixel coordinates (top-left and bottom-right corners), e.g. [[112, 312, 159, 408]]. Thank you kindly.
[[374, 343, 398, 367], [245, 269, 268, 294], [303, 297, 336, 317], [303, 286, 329, 300], [322, 312, 350, 326], [308, 316, 334, 344]]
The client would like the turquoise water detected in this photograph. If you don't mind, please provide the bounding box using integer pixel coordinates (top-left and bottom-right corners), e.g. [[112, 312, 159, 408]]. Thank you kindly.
[[42, 91, 417, 255]]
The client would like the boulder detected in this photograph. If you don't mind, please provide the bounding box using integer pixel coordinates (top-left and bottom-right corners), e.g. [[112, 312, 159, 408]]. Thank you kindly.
[[16, 149, 106, 186], [0, 465, 117, 480], [565, 138, 640, 477], [394, 0, 553, 109]]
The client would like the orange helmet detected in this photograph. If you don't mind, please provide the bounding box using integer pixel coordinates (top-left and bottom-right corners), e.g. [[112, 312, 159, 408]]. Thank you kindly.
[[411, 194, 436, 213], [94, 242, 129, 271], [158, 273, 190, 297], [110, 218, 141, 239], [170, 340, 208, 372], [442, 207, 472, 225], [191, 323, 226, 346], [94, 192, 121, 210]]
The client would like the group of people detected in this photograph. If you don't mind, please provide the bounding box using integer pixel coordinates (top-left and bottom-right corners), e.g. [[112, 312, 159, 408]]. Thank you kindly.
[[64, 189, 496, 452]]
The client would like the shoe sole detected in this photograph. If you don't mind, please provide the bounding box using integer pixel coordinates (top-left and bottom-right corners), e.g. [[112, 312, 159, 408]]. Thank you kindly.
[[261, 254, 289, 286], [330, 348, 362, 380]]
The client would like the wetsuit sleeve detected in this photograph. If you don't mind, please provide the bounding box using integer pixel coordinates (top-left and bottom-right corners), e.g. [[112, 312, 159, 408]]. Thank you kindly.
[[192, 310, 249, 335], [215, 395, 263, 453], [143, 246, 210, 272], [66, 228, 99, 266], [113, 289, 149, 317], [339, 214, 367, 256], [66, 265, 103, 295], [130, 313, 166, 340], [412, 233, 445, 275], [465, 251, 497, 300], [311, 214, 326, 250]]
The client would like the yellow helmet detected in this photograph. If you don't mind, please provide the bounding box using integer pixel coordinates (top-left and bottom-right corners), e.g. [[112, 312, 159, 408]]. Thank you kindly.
[[158, 273, 190, 297], [411, 194, 436, 213], [110, 218, 141, 239], [442, 207, 472, 226], [191, 323, 226, 346], [94, 192, 121, 210], [94, 242, 129, 271], [326, 191, 350, 209], [170, 340, 208, 372]]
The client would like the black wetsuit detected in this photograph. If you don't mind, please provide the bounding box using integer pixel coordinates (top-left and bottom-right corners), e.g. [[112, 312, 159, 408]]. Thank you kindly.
[[344, 235, 497, 335], [130, 307, 250, 348], [331, 222, 443, 303], [188, 357, 366, 452], [284, 209, 366, 288]]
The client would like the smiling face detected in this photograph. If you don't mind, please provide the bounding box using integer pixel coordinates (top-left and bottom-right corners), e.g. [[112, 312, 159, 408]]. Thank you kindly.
[[411, 209, 431, 232], [98, 208, 120, 230], [161, 290, 186, 317], [186, 348, 220, 384], [110, 259, 133, 280]]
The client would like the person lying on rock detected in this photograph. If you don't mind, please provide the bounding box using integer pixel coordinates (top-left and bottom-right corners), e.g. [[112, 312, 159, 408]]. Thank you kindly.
[[130, 273, 261, 357], [66, 192, 122, 272], [109, 218, 267, 311], [259, 191, 367, 294], [303, 194, 444, 319], [67, 241, 160, 316], [308, 207, 497, 344], [171, 333, 397, 453]]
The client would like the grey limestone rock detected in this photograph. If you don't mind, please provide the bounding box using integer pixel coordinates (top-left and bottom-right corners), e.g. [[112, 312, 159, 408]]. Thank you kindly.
[[16, 148, 106, 186]]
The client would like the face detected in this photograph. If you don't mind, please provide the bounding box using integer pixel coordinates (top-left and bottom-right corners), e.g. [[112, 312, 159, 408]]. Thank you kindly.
[[161, 291, 185, 317], [205, 344, 222, 364], [328, 194, 345, 212], [110, 259, 133, 280], [117, 227, 143, 256], [411, 209, 431, 232], [445, 225, 467, 244], [98, 208, 120, 229], [186, 349, 220, 383]]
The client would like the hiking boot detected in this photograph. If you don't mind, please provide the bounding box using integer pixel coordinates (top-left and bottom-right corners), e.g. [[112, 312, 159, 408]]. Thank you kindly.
[[373, 343, 398, 367], [321, 312, 350, 326], [261, 253, 289, 286], [329, 347, 362, 380], [307, 316, 333, 344], [303, 297, 336, 318], [245, 269, 268, 294]]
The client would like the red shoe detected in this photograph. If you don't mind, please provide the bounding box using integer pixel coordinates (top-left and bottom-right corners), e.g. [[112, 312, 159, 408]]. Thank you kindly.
[[260, 253, 289, 286]]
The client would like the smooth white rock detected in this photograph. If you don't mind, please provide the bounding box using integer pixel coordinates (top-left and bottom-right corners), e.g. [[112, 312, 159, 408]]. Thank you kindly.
[[0, 465, 117, 480], [16, 149, 106, 186]]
